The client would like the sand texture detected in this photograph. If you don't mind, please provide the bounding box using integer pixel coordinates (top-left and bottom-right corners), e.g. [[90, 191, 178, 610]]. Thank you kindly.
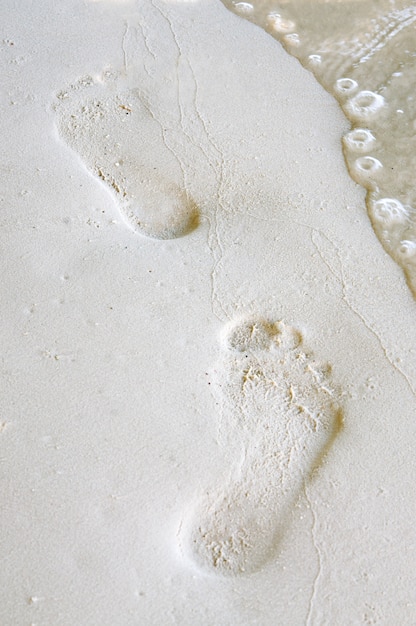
[[2, 0, 416, 624]]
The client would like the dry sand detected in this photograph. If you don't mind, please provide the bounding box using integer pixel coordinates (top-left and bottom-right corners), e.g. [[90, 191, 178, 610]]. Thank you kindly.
[[2, 0, 416, 623]]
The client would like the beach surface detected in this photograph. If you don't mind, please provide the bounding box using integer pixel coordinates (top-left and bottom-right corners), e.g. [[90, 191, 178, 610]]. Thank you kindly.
[[2, 0, 416, 623]]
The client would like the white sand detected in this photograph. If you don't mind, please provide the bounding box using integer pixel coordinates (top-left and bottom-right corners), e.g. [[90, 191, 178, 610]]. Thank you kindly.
[[2, 0, 416, 623]]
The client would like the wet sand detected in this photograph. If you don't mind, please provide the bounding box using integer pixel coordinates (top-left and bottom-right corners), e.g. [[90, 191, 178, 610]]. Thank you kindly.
[[225, 0, 416, 296]]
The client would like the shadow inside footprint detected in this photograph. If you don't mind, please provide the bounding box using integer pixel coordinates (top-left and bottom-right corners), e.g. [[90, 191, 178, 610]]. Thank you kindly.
[[54, 75, 199, 240], [179, 317, 343, 576]]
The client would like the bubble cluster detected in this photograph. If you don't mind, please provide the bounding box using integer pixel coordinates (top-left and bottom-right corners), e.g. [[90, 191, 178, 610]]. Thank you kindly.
[[343, 128, 376, 153], [220, 0, 416, 298], [334, 78, 358, 98], [266, 12, 296, 34], [345, 91, 385, 121], [370, 198, 409, 227]]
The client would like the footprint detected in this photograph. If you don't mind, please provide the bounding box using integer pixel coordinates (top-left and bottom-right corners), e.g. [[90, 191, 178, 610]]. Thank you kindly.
[[178, 317, 342, 576], [54, 74, 198, 239]]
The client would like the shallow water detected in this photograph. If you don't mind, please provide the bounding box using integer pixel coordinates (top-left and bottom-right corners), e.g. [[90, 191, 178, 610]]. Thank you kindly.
[[221, 0, 416, 296]]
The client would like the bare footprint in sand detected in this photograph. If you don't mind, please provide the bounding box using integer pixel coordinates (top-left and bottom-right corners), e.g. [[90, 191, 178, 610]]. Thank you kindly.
[[179, 318, 342, 576], [54, 74, 198, 239]]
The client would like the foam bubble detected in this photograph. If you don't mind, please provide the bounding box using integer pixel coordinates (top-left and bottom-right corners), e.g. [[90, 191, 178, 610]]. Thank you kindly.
[[267, 12, 296, 34], [283, 33, 300, 47], [345, 90, 385, 121], [354, 156, 382, 175], [334, 78, 358, 98], [398, 240, 416, 259], [370, 198, 409, 226], [308, 54, 322, 67], [343, 128, 376, 152], [234, 2, 254, 14], [350, 156, 382, 189]]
